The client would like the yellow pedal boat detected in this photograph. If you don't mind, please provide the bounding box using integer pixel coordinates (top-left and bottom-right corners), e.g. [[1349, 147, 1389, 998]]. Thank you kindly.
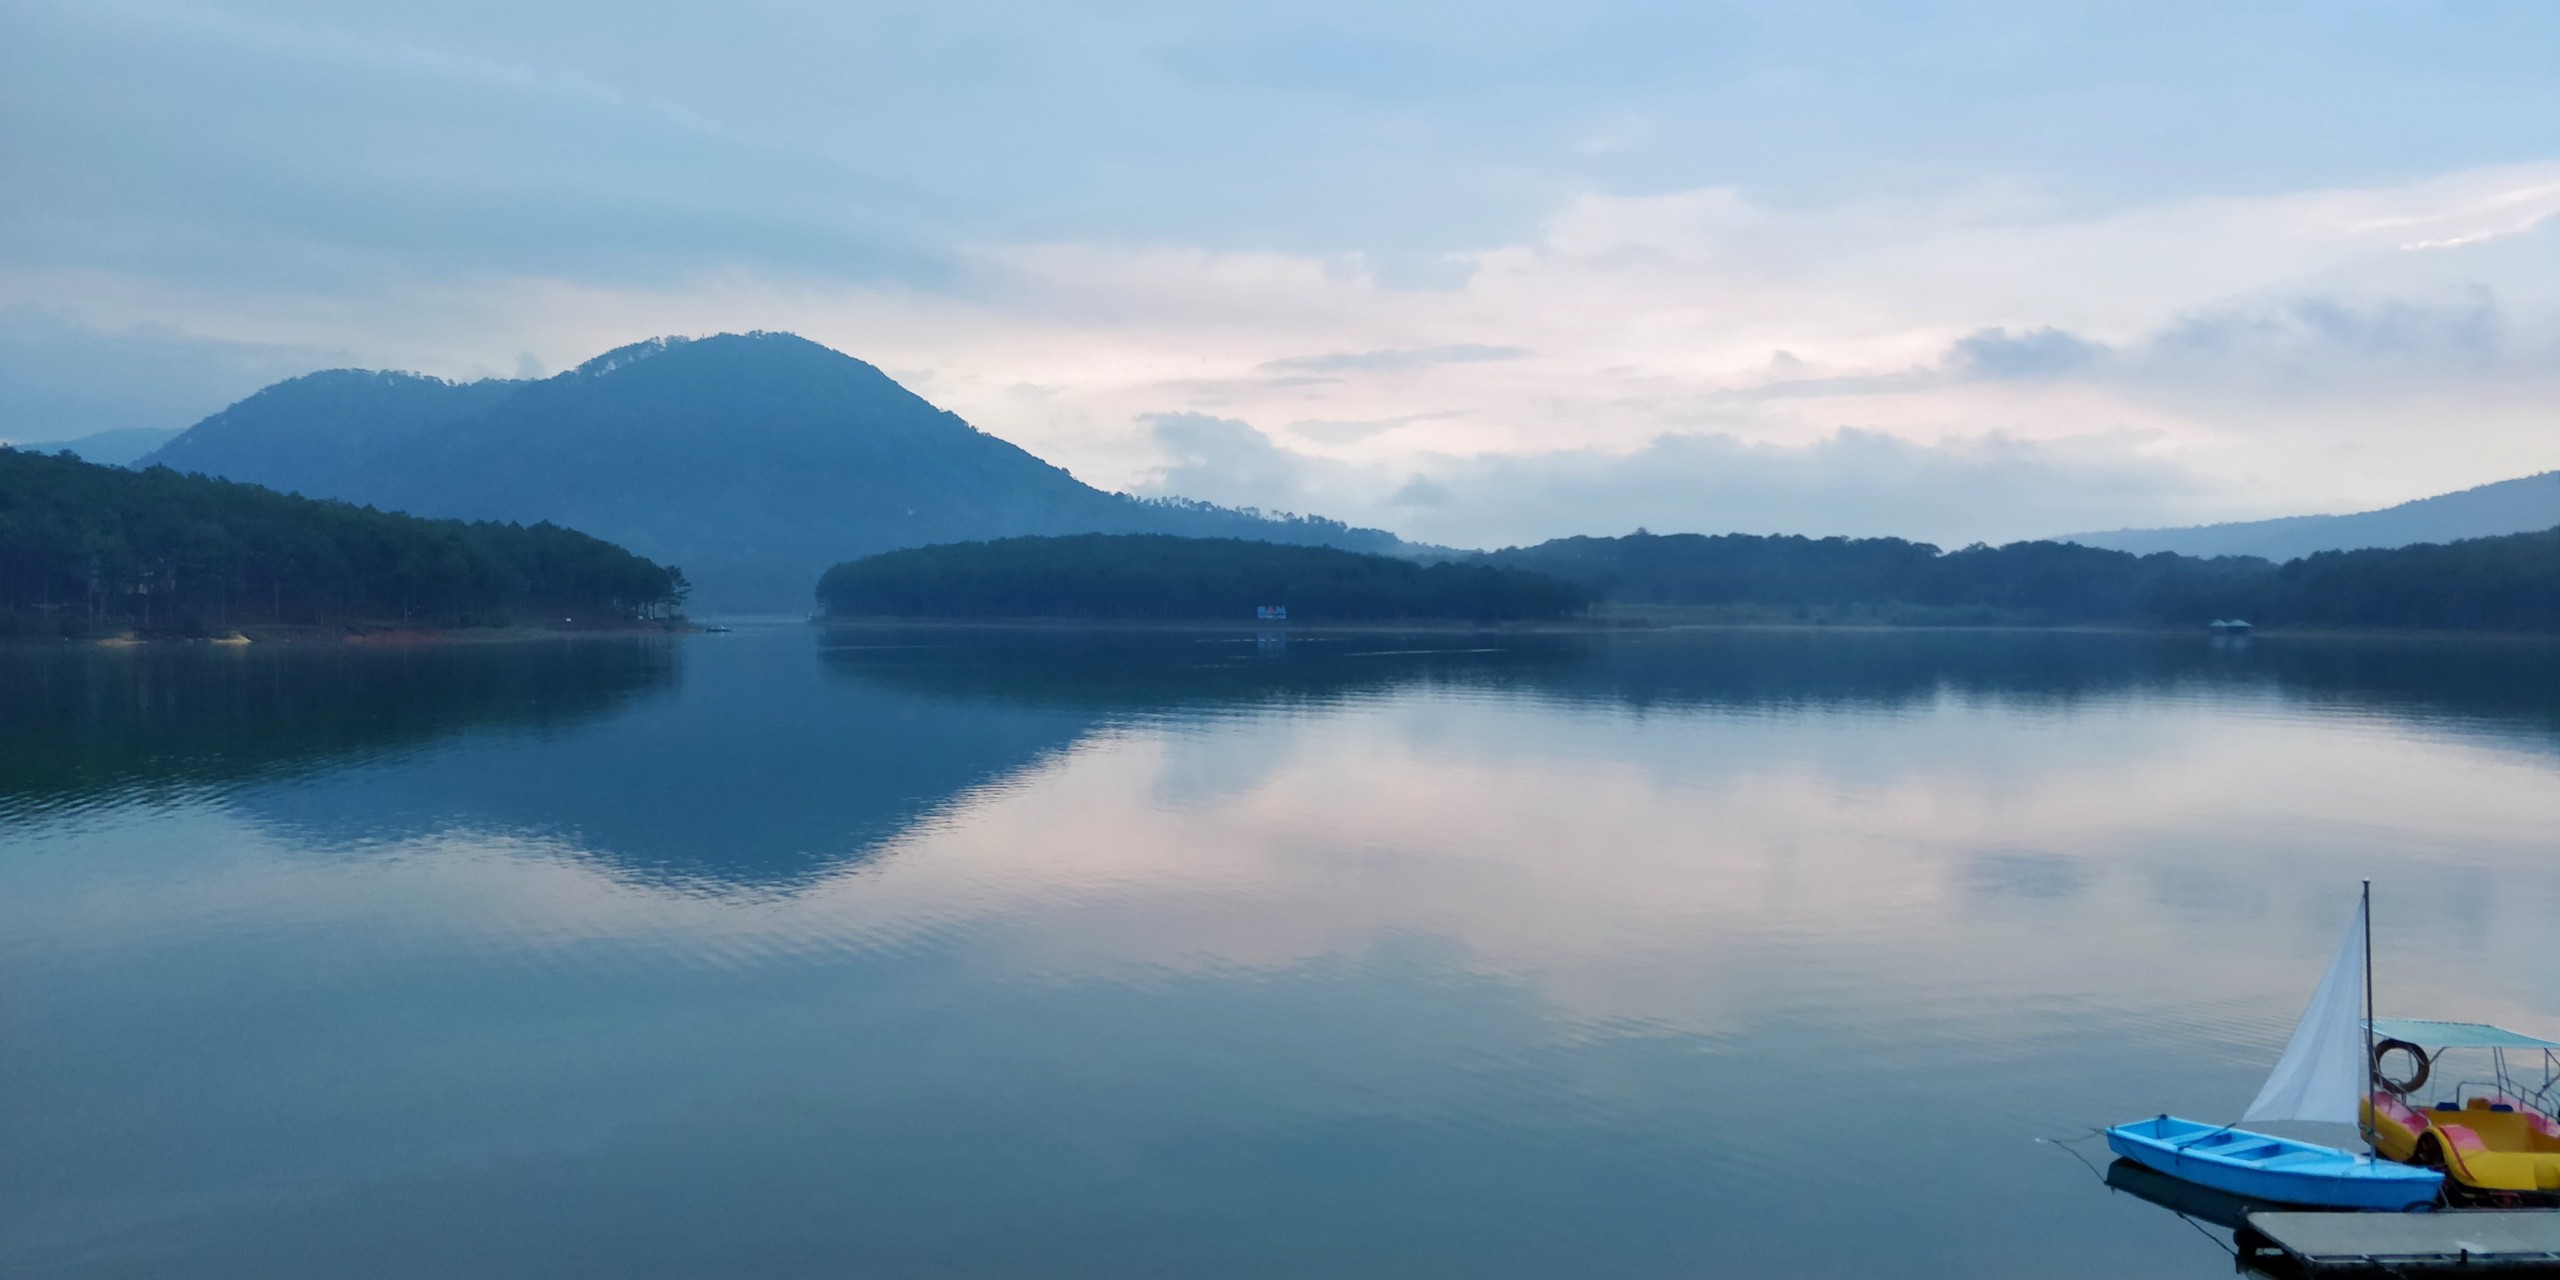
[[2362, 1018, 2560, 1204]]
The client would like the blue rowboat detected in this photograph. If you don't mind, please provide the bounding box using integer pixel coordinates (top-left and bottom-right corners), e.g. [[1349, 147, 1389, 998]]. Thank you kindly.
[[2105, 1115, 2442, 1212]]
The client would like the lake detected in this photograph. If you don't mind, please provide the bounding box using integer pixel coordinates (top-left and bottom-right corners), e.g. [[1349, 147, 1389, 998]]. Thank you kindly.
[[6, 624, 2559, 1278]]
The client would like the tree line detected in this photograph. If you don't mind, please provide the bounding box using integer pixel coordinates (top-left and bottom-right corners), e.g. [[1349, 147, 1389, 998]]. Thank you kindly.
[[819, 528, 2560, 630], [1482, 528, 2560, 630], [0, 447, 687, 636], [2155, 530, 2560, 631], [818, 534, 1593, 622]]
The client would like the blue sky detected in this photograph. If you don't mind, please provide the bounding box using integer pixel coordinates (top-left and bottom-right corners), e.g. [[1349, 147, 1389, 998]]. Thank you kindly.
[[4, 0, 2556, 544]]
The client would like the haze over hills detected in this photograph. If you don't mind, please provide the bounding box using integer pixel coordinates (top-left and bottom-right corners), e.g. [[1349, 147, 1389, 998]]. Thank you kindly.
[[1471, 528, 2560, 631], [2061, 471, 2560, 562], [0, 426, 182, 467], [138, 333, 1402, 609]]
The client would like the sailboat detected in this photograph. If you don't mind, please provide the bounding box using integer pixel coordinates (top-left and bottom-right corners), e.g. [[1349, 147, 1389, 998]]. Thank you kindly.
[[2105, 881, 2445, 1212]]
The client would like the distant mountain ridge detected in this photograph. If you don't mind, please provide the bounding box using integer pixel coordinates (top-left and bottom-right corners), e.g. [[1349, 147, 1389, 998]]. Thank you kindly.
[[149, 370, 520, 495], [139, 333, 1404, 609], [0, 426, 183, 466], [2061, 471, 2560, 561], [1475, 528, 2560, 631]]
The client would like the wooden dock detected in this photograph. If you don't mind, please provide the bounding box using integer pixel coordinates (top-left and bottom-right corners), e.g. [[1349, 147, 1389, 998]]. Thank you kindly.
[[2240, 1210, 2560, 1275]]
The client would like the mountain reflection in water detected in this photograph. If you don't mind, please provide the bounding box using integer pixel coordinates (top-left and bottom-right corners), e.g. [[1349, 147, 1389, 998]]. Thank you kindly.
[[8, 627, 2556, 891], [0, 638, 676, 818], [6, 624, 2560, 1280]]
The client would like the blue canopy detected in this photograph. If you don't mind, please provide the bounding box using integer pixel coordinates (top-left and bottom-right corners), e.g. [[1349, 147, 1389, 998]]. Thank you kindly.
[[2368, 1018, 2560, 1050]]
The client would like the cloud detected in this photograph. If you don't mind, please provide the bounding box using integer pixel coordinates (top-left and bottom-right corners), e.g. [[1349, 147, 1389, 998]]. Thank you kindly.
[[1138, 412, 2213, 550], [1141, 412, 1353, 518], [1257, 344, 1530, 375], [1387, 474, 1455, 508], [13, 118, 2560, 534], [1285, 412, 1447, 444], [1950, 326, 2108, 378], [1, 0, 947, 297], [1400, 428, 2211, 550], [1937, 294, 2527, 392], [2143, 292, 2510, 378], [0, 312, 349, 438]]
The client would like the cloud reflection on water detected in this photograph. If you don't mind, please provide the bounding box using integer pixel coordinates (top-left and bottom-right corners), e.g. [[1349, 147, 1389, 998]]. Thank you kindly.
[[8, 628, 2560, 1279]]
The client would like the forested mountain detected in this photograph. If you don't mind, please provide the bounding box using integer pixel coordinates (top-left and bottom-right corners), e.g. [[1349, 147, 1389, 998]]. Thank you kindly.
[[139, 333, 1404, 609], [148, 370, 521, 497], [0, 447, 684, 636], [2061, 471, 2560, 560], [2161, 528, 2560, 632], [1483, 531, 2268, 623], [820, 535, 1593, 622], [1480, 528, 2560, 630]]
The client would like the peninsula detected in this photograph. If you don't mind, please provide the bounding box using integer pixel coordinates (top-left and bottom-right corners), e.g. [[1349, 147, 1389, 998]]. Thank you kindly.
[[818, 534, 1592, 623], [0, 447, 687, 639]]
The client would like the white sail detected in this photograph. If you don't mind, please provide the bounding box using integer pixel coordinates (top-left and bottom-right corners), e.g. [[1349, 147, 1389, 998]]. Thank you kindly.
[[2242, 899, 2367, 1125]]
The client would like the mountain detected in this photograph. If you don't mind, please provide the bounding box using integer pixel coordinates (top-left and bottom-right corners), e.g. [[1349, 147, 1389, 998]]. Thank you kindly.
[[137, 333, 1403, 609], [2061, 471, 2560, 561], [148, 370, 521, 496], [1, 427, 184, 467]]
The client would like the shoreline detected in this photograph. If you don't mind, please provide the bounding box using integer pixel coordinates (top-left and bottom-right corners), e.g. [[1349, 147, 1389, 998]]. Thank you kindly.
[[811, 615, 2560, 642], [0, 620, 696, 648], [20, 617, 2549, 646]]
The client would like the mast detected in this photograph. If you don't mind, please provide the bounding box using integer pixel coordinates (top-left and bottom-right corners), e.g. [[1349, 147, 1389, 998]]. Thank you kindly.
[[2362, 879, 2376, 1155]]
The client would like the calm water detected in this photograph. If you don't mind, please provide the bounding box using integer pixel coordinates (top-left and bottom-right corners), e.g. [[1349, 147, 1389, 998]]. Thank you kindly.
[[6, 625, 2559, 1278]]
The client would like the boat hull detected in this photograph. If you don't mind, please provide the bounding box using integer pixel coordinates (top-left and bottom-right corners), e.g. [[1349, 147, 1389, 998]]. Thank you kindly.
[[2105, 1116, 2441, 1212]]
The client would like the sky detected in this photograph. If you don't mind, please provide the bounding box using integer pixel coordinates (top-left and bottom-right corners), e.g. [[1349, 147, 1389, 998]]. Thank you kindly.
[[3, 0, 2556, 548]]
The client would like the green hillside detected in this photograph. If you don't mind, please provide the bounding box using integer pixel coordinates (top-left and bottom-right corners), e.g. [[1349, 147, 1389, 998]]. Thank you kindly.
[[820, 534, 1592, 622], [0, 447, 685, 636], [1483, 528, 2560, 630]]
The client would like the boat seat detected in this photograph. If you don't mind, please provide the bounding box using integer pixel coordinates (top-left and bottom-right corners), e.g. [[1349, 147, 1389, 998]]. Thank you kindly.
[[2253, 1150, 2343, 1168], [2483, 1096, 2560, 1138], [2431, 1123, 2560, 1193]]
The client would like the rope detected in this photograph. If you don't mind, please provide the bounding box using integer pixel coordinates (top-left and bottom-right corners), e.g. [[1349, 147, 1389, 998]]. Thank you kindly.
[[2034, 1132, 2459, 1278], [2036, 1129, 2240, 1262], [2171, 1209, 2241, 1260], [2035, 1128, 2112, 1181]]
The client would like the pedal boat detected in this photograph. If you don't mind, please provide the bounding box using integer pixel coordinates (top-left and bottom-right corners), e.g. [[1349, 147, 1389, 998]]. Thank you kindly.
[[2359, 1019, 2560, 1204], [2106, 1115, 2442, 1212]]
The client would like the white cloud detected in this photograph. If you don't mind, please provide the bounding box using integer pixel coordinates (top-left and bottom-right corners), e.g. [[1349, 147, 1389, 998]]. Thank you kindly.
[[1257, 344, 1531, 376], [1137, 418, 2210, 549], [11, 161, 2560, 544]]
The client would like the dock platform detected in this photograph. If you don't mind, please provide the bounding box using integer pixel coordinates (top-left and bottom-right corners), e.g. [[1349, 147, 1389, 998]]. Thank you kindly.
[[2240, 1210, 2560, 1275]]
